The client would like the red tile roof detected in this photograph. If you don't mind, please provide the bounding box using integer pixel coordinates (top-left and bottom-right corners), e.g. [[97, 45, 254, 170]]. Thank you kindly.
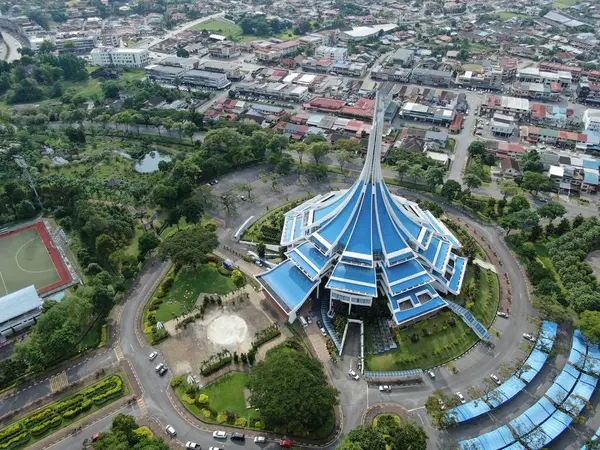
[[449, 113, 463, 130]]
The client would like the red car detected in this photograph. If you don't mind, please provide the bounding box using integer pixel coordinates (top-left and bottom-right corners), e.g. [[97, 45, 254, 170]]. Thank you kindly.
[[279, 439, 292, 448]]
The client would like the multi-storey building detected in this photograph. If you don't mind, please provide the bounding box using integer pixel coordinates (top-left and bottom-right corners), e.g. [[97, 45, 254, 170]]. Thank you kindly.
[[314, 46, 348, 61], [410, 68, 453, 87], [91, 47, 150, 68]]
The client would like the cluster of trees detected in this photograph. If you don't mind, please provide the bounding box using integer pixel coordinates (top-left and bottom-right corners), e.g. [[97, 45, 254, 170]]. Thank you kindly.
[[158, 224, 219, 269], [239, 14, 293, 37], [340, 419, 427, 450], [389, 148, 445, 190], [246, 350, 338, 435], [0, 180, 39, 225], [0, 51, 88, 104], [92, 414, 169, 450]]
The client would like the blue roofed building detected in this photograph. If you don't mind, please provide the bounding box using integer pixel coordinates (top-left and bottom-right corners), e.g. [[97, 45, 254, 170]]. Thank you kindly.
[[256, 91, 474, 331]]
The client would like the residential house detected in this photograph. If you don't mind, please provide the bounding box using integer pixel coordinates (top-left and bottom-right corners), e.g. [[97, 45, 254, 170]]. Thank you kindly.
[[499, 158, 521, 178]]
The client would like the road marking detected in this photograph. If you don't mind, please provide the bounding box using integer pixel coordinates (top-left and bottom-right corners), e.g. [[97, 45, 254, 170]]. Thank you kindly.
[[114, 345, 124, 362], [408, 406, 426, 412], [137, 397, 148, 416], [49, 371, 69, 392]]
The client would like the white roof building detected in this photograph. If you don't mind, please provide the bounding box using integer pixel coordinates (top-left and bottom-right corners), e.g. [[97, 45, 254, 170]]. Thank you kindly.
[[0, 286, 42, 341]]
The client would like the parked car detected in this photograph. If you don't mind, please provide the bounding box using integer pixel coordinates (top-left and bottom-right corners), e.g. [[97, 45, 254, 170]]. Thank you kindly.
[[280, 439, 292, 448], [186, 442, 201, 449], [456, 392, 466, 404], [316, 319, 323, 328], [497, 311, 509, 318], [254, 436, 267, 443], [165, 425, 176, 437], [379, 385, 391, 392], [320, 327, 327, 337], [155, 363, 164, 373], [427, 370, 435, 379], [490, 374, 501, 385], [158, 366, 168, 376], [231, 433, 245, 441], [213, 431, 227, 439], [348, 369, 360, 380], [209, 447, 223, 450], [306, 315, 312, 324], [523, 333, 535, 342], [149, 351, 158, 361], [91, 434, 100, 443]]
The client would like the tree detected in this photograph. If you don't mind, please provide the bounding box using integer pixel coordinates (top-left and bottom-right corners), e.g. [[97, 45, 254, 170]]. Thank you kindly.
[[463, 173, 482, 190], [93, 414, 169, 450], [336, 149, 354, 174], [102, 81, 121, 100], [508, 195, 530, 213], [180, 197, 204, 224], [521, 150, 544, 173], [220, 192, 238, 216], [408, 164, 424, 183], [138, 232, 160, 257], [308, 141, 329, 165], [467, 141, 486, 157], [500, 210, 539, 235], [158, 225, 219, 268], [176, 46, 190, 57], [231, 269, 245, 288], [396, 161, 410, 183], [340, 425, 386, 450], [499, 179, 520, 199], [334, 138, 362, 156], [538, 202, 566, 224], [234, 183, 255, 201], [96, 234, 118, 261], [256, 243, 266, 259], [389, 421, 428, 450], [533, 295, 568, 324], [424, 167, 444, 192], [182, 122, 198, 142], [246, 351, 338, 434], [521, 172, 553, 194], [576, 310, 600, 343], [441, 180, 461, 201], [152, 184, 178, 209]]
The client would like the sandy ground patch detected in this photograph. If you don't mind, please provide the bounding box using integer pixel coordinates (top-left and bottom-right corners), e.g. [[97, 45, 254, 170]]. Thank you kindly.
[[587, 250, 600, 280]]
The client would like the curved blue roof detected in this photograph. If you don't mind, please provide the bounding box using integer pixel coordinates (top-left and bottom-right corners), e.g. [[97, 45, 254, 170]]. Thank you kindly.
[[257, 91, 467, 327]]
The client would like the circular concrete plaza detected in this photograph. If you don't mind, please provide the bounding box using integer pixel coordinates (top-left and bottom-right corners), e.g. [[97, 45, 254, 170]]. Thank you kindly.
[[362, 403, 411, 425], [205, 314, 249, 347]]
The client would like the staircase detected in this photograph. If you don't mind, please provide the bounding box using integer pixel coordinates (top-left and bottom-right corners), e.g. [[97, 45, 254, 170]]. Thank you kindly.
[[321, 301, 342, 352], [445, 299, 493, 342]]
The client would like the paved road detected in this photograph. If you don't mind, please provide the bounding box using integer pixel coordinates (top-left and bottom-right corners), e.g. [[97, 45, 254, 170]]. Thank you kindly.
[[448, 92, 481, 183], [1, 31, 21, 62]]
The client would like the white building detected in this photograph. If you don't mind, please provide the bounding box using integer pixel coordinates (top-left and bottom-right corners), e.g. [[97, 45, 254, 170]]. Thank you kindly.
[[91, 47, 150, 68], [583, 109, 600, 132], [314, 46, 348, 61], [0, 286, 42, 343]]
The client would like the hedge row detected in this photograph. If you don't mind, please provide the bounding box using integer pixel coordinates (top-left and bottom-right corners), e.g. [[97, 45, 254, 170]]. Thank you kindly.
[[0, 432, 29, 450], [0, 424, 23, 446], [92, 377, 122, 405], [83, 375, 121, 398], [22, 409, 56, 428], [97, 324, 108, 349], [30, 415, 61, 436], [200, 357, 232, 376], [62, 399, 93, 419], [53, 395, 85, 415]]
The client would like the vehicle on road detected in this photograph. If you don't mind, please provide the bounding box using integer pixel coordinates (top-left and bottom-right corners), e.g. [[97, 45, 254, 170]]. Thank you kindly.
[[497, 312, 509, 318], [231, 432, 245, 441], [158, 366, 168, 376], [165, 425, 176, 437], [280, 439, 292, 448], [149, 351, 158, 360], [209, 447, 223, 450], [91, 434, 100, 443], [523, 333, 535, 342], [320, 327, 327, 336], [456, 392, 466, 404], [254, 436, 266, 443], [186, 442, 201, 449], [348, 369, 359, 380], [213, 431, 227, 439], [316, 319, 323, 328], [155, 363, 164, 372], [306, 315, 312, 324], [427, 370, 435, 379], [379, 385, 391, 392], [491, 374, 501, 385]]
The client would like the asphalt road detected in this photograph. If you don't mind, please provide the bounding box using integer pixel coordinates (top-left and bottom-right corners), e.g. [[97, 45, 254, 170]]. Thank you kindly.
[[0, 31, 21, 62]]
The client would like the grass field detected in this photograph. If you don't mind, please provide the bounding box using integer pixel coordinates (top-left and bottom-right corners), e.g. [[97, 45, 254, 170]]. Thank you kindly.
[[0, 226, 61, 296], [494, 12, 536, 21], [191, 19, 297, 42], [553, 0, 581, 8], [199, 372, 249, 417], [153, 265, 237, 322]]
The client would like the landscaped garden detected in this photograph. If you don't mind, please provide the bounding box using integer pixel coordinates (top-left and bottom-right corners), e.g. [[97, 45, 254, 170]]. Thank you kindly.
[[0, 373, 128, 450], [241, 198, 307, 244], [172, 339, 336, 439]]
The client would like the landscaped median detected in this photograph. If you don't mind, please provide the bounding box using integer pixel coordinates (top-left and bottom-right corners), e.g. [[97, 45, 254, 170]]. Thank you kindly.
[[0, 373, 128, 450]]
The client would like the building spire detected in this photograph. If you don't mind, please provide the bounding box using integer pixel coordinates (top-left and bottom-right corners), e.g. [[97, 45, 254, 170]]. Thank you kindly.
[[359, 88, 390, 184]]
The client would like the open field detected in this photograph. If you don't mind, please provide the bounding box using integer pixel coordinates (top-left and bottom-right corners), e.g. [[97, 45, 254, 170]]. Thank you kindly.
[[493, 12, 536, 21], [0, 222, 71, 296], [191, 19, 297, 42]]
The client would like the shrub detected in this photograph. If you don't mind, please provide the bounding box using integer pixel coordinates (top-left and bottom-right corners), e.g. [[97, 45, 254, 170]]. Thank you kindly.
[[29, 415, 62, 436], [254, 421, 265, 429], [0, 424, 24, 444], [134, 426, 153, 439], [200, 356, 232, 376], [0, 431, 29, 450], [198, 394, 209, 404], [98, 324, 108, 349], [218, 267, 231, 277], [170, 376, 184, 388], [54, 396, 85, 415], [232, 269, 245, 287], [410, 333, 419, 343], [181, 394, 195, 405], [162, 277, 175, 292], [23, 408, 56, 428], [217, 415, 227, 424], [235, 417, 247, 426], [202, 409, 212, 418]]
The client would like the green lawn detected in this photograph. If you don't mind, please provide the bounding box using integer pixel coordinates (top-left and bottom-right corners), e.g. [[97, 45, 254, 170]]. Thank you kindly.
[[553, 0, 581, 8], [199, 372, 249, 417], [191, 19, 297, 42], [367, 311, 478, 371], [77, 319, 103, 351], [153, 265, 237, 322], [493, 12, 536, 21], [63, 77, 102, 99], [459, 265, 500, 327], [119, 69, 145, 82]]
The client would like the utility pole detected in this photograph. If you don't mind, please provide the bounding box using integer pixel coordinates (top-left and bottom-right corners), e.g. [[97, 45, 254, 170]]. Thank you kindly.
[[14, 155, 43, 212]]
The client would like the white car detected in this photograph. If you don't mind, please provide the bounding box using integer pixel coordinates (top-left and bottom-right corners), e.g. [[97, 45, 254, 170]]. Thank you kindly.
[[209, 447, 223, 450], [165, 425, 176, 437], [155, 363, 164, 372], [213, 431, 227, 439], [523, 333, 535, 342], [497, 312, 509, 319], [379, 385, 391, 392], [320, 327, 327, 337], [186, 442, 200, 449], [456, 392, 466, 404], [490, 374, 501, 385], [427, 370, 435, 379], [149, 351, 158, 361], [254, 436, 267, 443], [348, 369, 360, 380]]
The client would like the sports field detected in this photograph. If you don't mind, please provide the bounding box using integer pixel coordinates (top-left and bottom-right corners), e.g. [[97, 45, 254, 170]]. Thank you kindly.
[[0, 222, 71, 296]]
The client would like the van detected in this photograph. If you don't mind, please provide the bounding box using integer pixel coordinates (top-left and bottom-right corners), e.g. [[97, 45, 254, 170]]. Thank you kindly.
[[299, 316, 308, 328]]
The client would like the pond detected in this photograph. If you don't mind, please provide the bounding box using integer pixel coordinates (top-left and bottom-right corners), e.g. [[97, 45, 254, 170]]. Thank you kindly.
[[134, 151, 172, 173]]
